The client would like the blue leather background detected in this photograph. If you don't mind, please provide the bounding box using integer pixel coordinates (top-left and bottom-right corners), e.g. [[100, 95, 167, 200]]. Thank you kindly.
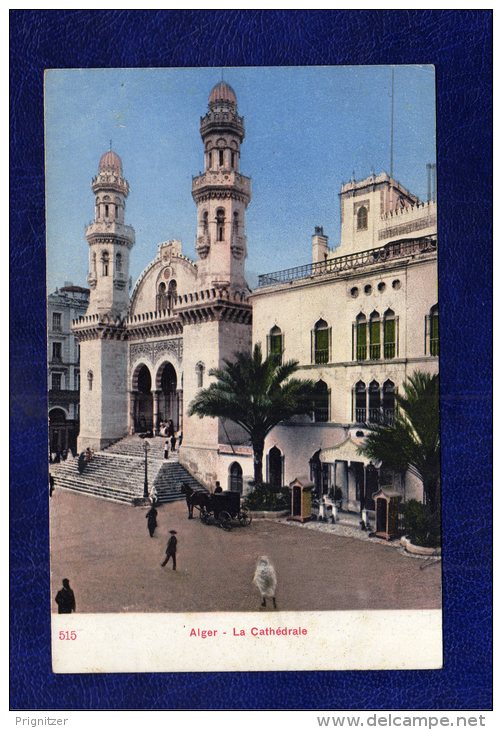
[[10, 10, 492, 710]]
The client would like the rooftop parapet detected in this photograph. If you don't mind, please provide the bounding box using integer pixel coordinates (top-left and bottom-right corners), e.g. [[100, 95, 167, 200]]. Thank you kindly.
[[256, 235, 437, 289]]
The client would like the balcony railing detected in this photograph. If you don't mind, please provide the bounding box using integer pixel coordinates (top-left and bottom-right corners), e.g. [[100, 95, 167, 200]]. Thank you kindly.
[[355, 407, 395, 425], [369, 344, 381, 360], [314, 349, 329, 365], [257, 235, 437, 288], [430, 338, 439, 357], [384, 342, 396, 359]]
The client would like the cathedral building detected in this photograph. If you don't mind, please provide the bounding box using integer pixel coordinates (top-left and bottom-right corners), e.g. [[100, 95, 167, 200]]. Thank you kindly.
[[73, 81, 438, 510]]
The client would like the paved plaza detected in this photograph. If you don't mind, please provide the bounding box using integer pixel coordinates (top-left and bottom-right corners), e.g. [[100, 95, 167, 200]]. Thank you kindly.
[[50, 489, 441, 613]]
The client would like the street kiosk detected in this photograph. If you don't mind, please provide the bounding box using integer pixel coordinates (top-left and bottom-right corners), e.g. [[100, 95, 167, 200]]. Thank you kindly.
[[288, 477, 313, 523], [373, 487, 402, 540]]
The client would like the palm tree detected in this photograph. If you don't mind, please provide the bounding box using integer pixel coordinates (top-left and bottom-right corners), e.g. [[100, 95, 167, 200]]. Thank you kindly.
[[188, 344, 317, 486], [360, 371, 440, 515]]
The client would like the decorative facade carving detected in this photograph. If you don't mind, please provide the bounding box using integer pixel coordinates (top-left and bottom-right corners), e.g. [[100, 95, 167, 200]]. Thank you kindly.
[[129, 338, 183, 366]]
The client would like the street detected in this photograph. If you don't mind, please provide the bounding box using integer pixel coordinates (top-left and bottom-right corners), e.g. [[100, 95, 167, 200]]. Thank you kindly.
[[50, 490, 441, 613]]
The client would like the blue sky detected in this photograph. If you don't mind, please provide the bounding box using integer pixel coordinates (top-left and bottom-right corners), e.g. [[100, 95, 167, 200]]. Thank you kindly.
[[45, 65, 436, 292]]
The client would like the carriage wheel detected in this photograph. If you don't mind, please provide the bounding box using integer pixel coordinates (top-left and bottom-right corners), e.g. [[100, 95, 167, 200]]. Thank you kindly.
[[239, 511, 252, 527], [219, 511, 232, 531], [200, 508, 210, 524]]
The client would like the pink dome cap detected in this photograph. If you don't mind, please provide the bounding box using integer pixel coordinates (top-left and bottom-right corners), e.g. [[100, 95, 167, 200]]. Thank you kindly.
[[99, 150, 122, 175], [208, 81, 237, 105]]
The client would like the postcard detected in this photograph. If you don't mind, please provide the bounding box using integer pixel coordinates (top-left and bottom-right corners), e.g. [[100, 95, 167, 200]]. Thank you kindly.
[[46, 65, 441, 673]]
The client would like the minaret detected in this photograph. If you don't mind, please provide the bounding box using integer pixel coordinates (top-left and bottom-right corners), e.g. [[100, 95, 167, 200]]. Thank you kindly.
[[74, 149, 135, 451], [86, 150, 135, 316], [180, 83, 252, 485], [192, 82, 251, 292]]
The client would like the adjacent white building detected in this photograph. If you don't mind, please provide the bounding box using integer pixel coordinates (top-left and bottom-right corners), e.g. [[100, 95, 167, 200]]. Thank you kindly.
[[72, 81, 438, 511]]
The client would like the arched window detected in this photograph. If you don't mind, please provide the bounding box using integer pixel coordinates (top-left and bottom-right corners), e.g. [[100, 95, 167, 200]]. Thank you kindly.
[[429, 304, 439, 356], [114, 204, 118, 219], [87, 370, 93, 391], [355, 381, 366, 422], [233, 211, 239, 234], [267, 326, 283, 365], [216, 208, 225, 241], [313, 380, 330, 422], [104, 203, 109, 218], [368, 380, 381, 423], [115, 252, 122, 273], [369, 311, 381, 360], [167, 280, 177, 309], [356, 313, 367, 360], [202, 211, 209, 233], [383, 309, 396, 359], [312, 319, 331, 364], [357, 206, 368, 231], [219, 149, 224, 167], [101, 251, 109, 276], [229, 462, 243, 494], [195, 362, 205, 388], [383, 380, 395, 425], [268, 446, 283, 489], [231, 151, 236, 169], [157, 282, 168, 311]]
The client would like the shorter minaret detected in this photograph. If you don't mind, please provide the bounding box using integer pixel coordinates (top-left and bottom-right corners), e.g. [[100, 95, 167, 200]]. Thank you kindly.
[[74, 149, 135, 451], [85, 149, 135, 316]]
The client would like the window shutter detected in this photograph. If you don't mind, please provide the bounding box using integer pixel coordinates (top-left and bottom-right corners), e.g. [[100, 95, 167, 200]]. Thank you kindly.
[[328, 327, 332, 363], [396, 316, 399, 358], [311, 329, 314, 364], [266, 334, 271, 358], [424, 315, 429, 355], [352, 322, 355, 360]]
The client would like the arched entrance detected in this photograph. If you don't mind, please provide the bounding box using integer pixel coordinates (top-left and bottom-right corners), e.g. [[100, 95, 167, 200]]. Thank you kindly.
[[310, 449, 329, 498], [268, 446, 283, 489], [156, 362, 178, 431], [229, 462, 243, 494], [49, 408, 68, 453], [133, 364, 153, 432]]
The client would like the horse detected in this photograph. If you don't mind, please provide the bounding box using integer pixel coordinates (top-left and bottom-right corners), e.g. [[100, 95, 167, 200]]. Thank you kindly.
[[181, 482, 210, 519]]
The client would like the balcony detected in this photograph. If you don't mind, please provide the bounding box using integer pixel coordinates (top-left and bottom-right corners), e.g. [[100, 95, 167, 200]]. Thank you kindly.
[[257, 235, 437, 288]]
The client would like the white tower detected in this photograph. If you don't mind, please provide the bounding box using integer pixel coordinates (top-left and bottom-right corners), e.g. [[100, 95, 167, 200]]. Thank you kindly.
[[74, 150, 135, 451], [192, 81, 251, 292], [180, 83, 253, 484]]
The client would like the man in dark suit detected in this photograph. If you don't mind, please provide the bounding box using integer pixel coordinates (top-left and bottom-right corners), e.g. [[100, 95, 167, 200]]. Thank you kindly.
[[55, 578, 76, 614], [160, 530, 177, 570]]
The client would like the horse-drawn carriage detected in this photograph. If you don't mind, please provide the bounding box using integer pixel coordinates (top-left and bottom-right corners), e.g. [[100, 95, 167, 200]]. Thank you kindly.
[[182, 484, 252, 530]]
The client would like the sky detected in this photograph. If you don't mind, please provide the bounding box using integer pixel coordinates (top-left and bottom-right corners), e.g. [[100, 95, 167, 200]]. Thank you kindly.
[[45, 65, 436, 292]]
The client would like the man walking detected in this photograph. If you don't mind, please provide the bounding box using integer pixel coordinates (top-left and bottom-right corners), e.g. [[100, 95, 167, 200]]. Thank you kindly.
[[55, 578, 76, 614], [161, 530, 177, 570]]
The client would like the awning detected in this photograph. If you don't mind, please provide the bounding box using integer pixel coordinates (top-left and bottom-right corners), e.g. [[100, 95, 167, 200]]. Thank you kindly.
[[320, 436, 381, 467]]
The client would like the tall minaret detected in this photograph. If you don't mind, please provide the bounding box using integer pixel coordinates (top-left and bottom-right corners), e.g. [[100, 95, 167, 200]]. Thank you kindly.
[[180, 83, 252, 485], [74, 149, 135, 451], [86, 149, 135, 315], [192, 82, 251, 292]]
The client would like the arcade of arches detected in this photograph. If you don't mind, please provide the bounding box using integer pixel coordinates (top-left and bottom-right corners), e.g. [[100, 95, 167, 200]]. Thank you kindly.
[[130, 362, 182, 434]]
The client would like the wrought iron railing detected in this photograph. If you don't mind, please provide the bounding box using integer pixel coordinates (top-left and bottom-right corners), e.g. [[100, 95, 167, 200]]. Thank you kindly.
[[384, 342, 396, 359], [314, 349, 329, 365], [257, 235, 437, 288], [369, 344, 381, 360]]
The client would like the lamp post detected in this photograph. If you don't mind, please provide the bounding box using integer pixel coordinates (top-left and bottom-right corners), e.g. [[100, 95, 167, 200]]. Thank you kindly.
[[143, 440, 151, 499]]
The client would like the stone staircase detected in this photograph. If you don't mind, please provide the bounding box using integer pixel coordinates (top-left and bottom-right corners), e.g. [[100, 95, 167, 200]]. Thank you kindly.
[[51, 436, 207, 505]]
